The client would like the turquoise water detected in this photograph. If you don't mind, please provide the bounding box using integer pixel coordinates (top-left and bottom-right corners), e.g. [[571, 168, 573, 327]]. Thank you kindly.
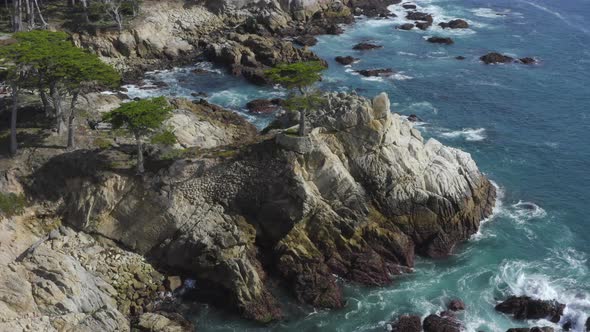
[[127, 0, 590, 330]]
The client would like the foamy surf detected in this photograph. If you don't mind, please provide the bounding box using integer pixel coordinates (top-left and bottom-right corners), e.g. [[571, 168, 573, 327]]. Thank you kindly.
[[440, 128, 487, 141]]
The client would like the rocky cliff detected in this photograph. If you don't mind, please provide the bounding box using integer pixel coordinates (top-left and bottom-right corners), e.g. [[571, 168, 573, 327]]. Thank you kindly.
[[28, 92, 495, 322]]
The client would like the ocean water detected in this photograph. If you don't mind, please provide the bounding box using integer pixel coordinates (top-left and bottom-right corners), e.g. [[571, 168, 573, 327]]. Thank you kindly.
[[126, 0, 590, 330]]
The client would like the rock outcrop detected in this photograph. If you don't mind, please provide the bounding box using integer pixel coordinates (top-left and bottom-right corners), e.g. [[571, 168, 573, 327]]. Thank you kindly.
[[0, 215, 163, 332], [495, 296, 565, 323], [480, 52, 515, 64], [389, 314, 422, 332], [423, 313, 461, 332], [29, 92, 495, 322]]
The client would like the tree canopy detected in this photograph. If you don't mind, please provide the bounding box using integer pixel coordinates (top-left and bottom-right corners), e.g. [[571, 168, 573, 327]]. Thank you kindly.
[[265, 61, 326, 136], [103, 96, 173, 173], [103, 97, 172, 135], [265, 61, 325, 92]]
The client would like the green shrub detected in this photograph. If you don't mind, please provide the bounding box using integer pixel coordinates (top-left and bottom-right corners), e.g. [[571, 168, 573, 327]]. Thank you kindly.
[[0, 193, 27, 217], [151, 130, 177, 146], [94, 137, 112, 149]]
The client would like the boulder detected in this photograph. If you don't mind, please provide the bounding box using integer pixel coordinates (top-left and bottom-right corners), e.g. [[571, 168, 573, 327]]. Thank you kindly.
[[439, 19, 469, 29], [448, 299, 465, 311], [390, 315, 422, 332], [294, 35, 318, 47], [406, 11, 433, 23], [137, 312, 193, 332], [519, 57, 536, 64], [506, 328, 554, 332], [495, 296, 565, 323], [397, 23, 415, 30], [165, 276, 183, 292], [246, 98, 283, 114], [335, 56, 359, 65], [403, 4, 417, 9], [427, 37, 454, 45], [416, 21, 433, 30], [407, 114, 422, 122], [353, 42, 383, 50], [423, 314, 461, 332], [480, 52, 515, 64], [356, 68, 394, 77]]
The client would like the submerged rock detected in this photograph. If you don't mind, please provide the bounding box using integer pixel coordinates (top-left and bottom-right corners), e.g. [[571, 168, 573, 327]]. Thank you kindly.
[[439, 19, 469, 29], [495, 296, 565, 323], [31, 92, 496, 323], [448, 299, 465, 311], [353, 42, 383, 50], [389, 315, 422, 332], [356, 68, 395, 77], [480, 52, 515, 64], [427, 37, 454, 45], [403, 4, 417, 9], [519, 57, 537, 64], [455, 56, 466, 60], [335, 56, 359, 65], [397, 23, 415, 30]]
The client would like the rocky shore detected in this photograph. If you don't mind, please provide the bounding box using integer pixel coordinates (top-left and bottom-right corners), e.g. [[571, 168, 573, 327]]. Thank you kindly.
[[72, 0, 401, 83], [7, 92, 496, 325]]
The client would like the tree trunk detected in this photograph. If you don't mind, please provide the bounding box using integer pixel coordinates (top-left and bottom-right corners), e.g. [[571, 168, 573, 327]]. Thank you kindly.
[[66, 93, 79, 150], [135, 132, 144, 173], [298, 109, 306, 136], [9, 85, 19, 156], [40, 89, 51, 116], [50, 85, 66, 134]]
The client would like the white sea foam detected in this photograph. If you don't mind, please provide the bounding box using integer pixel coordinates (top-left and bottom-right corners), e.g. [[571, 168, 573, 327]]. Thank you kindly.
[[504, 201, 547, 224], [471, 8, 509, 18], [493, 255, 590, 331], [471, 181, 503, 241], [440, 128, 486, 141]]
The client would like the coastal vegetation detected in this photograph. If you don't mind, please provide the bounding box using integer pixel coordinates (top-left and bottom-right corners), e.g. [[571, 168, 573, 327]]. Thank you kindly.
[[103, 96, 173, 173], [0, 30, 119, 154]]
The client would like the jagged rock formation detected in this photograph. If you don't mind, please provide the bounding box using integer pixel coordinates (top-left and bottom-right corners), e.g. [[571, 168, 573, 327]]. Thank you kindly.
[[0, 216, 163, 331], [29, 92, 495, 322]]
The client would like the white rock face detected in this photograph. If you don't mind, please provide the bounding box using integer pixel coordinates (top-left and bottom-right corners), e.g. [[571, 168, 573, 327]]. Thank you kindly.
[[164, 109, 233, 149]]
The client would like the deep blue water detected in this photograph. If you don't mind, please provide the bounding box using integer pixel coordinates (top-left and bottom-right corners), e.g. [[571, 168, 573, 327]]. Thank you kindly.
[[127, 0, 590, 330]]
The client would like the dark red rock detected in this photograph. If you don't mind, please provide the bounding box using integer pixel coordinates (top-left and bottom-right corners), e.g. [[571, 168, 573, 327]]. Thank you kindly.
[[397, 23, 415, 30], [495, 296, 565, 323], [423, 314, 461, 332], [335, 56, 359, 65], [356, 68, 394, 77], [427, 37, 454, 45], [439, 19, 469, 29], [390, 315, 422, 332], [480, 52, 515, 64], [353, 42, 383, 50]]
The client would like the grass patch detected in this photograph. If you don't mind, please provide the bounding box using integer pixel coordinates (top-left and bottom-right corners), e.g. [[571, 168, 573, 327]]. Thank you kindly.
[[0, 192, 27, 217], [94, 137, 112, 149]]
